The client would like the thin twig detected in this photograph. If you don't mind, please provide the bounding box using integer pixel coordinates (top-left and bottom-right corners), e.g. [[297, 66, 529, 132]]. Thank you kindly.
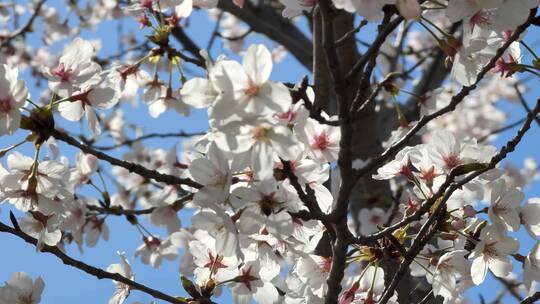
[[521, 292, 540, 304], [0, 0, 46, 48], [48, 129, 202, 189], [0, 221, 187, 304], [93, 131, 205, 151], [478, 118, 528, 143], [377, 99, 540, 304], [515, 82, 540, 127], [88, 194, 193, 216]]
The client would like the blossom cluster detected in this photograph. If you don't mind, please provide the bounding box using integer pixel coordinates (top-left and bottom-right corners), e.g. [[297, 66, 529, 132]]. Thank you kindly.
[[0, 0, 539, 304]]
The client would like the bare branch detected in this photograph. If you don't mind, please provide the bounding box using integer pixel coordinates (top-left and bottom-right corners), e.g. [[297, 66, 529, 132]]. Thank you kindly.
[[0, 0, 46, 48], [353, 10, 537, 182], [92, 131, 206, 151], [88, 193, 193, 216], [378, 99, 540, 304], [47, 128, 202, 189], [216, 0, 313, 68], [0, 221, 187, 304], [521, 292, 540, 304]]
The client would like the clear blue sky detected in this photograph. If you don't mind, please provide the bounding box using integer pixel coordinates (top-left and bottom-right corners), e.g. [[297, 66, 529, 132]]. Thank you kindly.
[[0, 2, 539, 303]]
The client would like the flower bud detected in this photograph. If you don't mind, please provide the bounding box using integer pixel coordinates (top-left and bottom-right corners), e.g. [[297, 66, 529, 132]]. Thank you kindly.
[[82, 154, 98, 173], [451, 218, 466, 230], [462, 205, 476, 218], [439, 36, 462, 58], [396, 0, 422, 20]]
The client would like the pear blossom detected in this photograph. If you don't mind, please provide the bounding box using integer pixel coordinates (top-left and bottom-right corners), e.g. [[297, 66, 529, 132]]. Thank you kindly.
[[147, 87, 189, 118], [215, 118, 300, 180], [211, 44, 292, 120], [396, 0, 421, 20], [69, 152, 99, 189], [84, 216, 110, 247], [358, 208, 389, 235], [19, 212, 62, 250], [57, 79, 120, 135], [521, 198, 540, 238], [373, 146, 419, 180], [333, 0, 394, 22], [0, 64, 27, 136], [470, 226, 519, 285], [189, 142, 232, 206], [524, 242, 540, 292], [44, 38, 101, 97], [189, 232, 240, 286], [134, 236, 177, 268], [295, 117, 341, 163], [0, 272, 45, 304], [229, 260, 279, 304], [431, 250, 471, 303], [106, 252, 133, 304], [296, 254, 332, 298], [279, 0, 316, 18], [488, 179, 523, 232], [230, 181, 299, 239]]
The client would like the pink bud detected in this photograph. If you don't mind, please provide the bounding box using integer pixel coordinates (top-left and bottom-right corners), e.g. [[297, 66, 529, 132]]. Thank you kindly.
[[451, 219, 466, 230], [339, 282, 359, 304], [396, 0, 422, 20], [81, 154, 99, 174], [462, 205, 476, 218], [232, 0, 244, 7], [440, 232, 457, 241], [140, 0, 153, 9]]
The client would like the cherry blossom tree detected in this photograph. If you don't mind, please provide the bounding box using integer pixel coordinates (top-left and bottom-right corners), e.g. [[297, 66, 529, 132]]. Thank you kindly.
[[1, 0, 540, 303]]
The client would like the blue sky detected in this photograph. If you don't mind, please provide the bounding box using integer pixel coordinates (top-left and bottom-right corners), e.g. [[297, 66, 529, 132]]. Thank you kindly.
[[0, 2, 539, 303]]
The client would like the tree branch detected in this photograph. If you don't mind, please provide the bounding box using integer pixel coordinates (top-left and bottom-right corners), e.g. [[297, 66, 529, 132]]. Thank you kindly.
[[92, 131, 206, 151], [0, 221, 187, 304], [521, 292, 540, 304], [0, 0, 46, 48], [216, 0, 313, 69], [48, 128, 202, 189], [88, 193, 193, 216], [377, 99, 540, 304], [353, 10, 536, 181]]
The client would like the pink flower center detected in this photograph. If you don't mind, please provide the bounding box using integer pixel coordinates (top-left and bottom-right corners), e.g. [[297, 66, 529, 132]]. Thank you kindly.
[[143, 236, 161, 248], [245, 85, 259, 97], [0, 98, 12, 113], [469, 10, 491, 28], [420, 165, 439, 185], [52, 62, 73, 82], [278, 108, 297, 122], [311, 132, 330, 150], [503, 30, 513, 41], [398, 160, 414, 180], [371, 215, 381, 224], [318, 256, 332, 273], [244, 78, 260, 97], [406, 197, 420, 214], [237, 265, 259, 291], [203, 252, 227, 274], [443, 153, 461, 170], [140, 0, 153, 9]]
